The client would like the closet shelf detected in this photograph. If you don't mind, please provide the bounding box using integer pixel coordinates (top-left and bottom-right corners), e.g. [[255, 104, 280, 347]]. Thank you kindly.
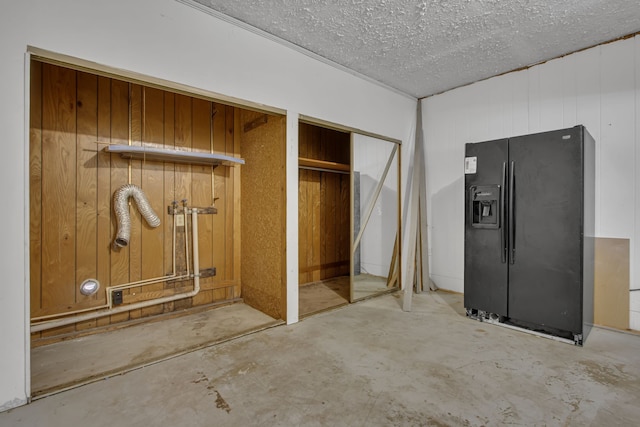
[[299, 157, 350, 173], [103, 144, 245, 166]]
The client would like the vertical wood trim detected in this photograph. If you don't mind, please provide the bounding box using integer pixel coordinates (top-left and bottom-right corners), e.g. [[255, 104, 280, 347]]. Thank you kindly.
[[287, 112, 300, 323]]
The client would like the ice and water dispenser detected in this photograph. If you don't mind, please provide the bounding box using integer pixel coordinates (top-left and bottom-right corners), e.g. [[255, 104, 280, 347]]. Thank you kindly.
[[469, 185, 500, 229]]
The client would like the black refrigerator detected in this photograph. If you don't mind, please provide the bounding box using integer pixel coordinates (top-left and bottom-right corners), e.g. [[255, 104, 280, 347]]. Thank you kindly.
[[464, 125, 595, 345]]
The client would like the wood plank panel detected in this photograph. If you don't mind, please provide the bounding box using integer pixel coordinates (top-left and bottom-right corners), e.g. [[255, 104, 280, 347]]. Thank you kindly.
[[319, 172, 329, 280], [74, 71, 99, 330], [298, 169, 309, 284], [127, 84, 144, 320], [339, 174, 350, 276], [212, 103, 227, 284], [162, 91, 176, 313], [310, 170, 321, 282], [29, 60, 43, 322], [95, 76, 112, 328], [140, 86, 166, 317], [31, 64, 243, 338], [298, 122, 351, 285], [41, 63, 77, 315], [108, 80, 132, 325], [233, 109, 242, 297], [224, 105, 235, 287], [173, 94, 194, 310], [191, 98, 214, 306], [327, 172, 338, 279]]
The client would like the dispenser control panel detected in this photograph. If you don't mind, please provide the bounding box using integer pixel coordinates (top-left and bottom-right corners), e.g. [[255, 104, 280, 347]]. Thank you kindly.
[[469, 185, 500, 229]]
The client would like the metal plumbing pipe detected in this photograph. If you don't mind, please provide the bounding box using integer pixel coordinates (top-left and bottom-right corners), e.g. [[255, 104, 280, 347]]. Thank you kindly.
[[113, 184, 161, 248], [31, 210, 201, 333]]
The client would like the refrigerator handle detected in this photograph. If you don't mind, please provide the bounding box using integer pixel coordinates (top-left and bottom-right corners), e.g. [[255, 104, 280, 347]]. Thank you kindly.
[[500, 162, 507, 263], [508, 160, 516, 264]]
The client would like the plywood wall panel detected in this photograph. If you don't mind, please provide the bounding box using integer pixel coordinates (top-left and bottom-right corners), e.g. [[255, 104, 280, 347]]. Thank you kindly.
[[241, 110, 286, 319]]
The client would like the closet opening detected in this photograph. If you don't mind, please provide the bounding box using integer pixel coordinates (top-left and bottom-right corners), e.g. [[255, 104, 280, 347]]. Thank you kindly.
[[28, 58, 286, 398], [297, 123, 400, 317]]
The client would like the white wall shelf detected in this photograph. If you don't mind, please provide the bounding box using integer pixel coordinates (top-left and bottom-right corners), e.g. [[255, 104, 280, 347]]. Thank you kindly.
[[103, 144, 245, 166]]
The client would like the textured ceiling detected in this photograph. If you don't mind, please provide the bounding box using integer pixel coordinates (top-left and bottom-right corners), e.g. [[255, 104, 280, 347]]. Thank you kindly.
[[188, 0, 640, 98]]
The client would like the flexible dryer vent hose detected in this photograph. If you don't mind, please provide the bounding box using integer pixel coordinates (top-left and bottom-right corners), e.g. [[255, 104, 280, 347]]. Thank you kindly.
[[113, 184, 161, 248]]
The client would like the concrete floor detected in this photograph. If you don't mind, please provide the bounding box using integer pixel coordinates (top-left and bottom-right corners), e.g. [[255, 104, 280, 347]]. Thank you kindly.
[[2, 291, 640, 426], [299, 277, 349, 317], [31, 303, 281, 397]]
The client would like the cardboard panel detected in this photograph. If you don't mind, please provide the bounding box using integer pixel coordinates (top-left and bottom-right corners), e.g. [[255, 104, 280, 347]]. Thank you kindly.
[[594, 237, 630, 330]]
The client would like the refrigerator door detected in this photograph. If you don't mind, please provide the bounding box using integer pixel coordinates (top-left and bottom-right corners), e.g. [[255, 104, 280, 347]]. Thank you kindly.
[[464, 139, 509, 316], [508, 127, 583, 334]]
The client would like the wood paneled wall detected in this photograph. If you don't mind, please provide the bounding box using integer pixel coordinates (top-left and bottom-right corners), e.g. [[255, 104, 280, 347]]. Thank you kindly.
[[30, 61, 241, 339], [298, 123, 350, 285]]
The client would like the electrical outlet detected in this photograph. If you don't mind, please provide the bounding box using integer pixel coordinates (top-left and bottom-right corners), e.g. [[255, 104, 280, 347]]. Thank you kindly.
[[176, 215, 185, 227], [112, 290, 123, 306]]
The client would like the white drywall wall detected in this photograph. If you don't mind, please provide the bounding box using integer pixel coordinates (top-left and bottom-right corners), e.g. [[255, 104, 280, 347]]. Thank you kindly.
[[422, 35, 640, 331], [0, 0, 416, 411]]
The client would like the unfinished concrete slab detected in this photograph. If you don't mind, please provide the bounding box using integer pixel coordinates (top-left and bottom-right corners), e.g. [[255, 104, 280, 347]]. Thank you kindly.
[[298, 276, 349, 317], [3, 291, 639, 426], [31, 302, 281, 398]]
